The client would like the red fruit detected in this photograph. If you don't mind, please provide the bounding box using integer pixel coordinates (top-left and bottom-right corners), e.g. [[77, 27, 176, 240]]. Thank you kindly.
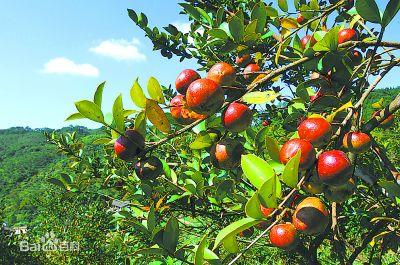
[[170, 95, 206, 125], [210, 139, 244, 169], [279, 139, 316, 170], [207, 62, 236, 86], [262, 120, 269, 127], [135, 156, 163, 180], [372, 110, 395, 129], [260, 204, 274, 218], [269, 223, 298, 250], [350, 50, 362, 65], [298, 118, 332, 147], [343, 131, 372, 154], [239, 226, 254, 238], [222, 102, 253, 133], [235, 54, 251, 66], [186, 78, 224, 115], [297, 13, 305, 24], [301, 35, 317, 49], [317, 150, 352, 186], [338, 28, 358, 44], [175, 69, 201, 95], [292, 197, 329, 235], [114, 129, 145, 161], [243, 64, 260, 80]]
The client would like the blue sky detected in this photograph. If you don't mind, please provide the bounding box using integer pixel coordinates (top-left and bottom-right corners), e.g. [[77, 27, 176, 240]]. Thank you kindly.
[[0, 0, 398, 129]]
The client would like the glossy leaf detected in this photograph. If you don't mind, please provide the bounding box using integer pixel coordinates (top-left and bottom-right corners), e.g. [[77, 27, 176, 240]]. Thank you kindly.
[[278, 0, 288, 12], [75, 100, 104, 123], [147, 205, 155, 232], [229, 15, 244, 42], [281, 150, 300, 188], [241, 154, 275, 189], [251, 2, 267, 33], [208, 28, 229, 40], [242, 91, 280, 104], [356, 0, 381, 24], [93, 81, 106, 107], [65, 113, 85, 121], [112, 94, 125, 133], [194, 234, 208, 265], [281, 18, 298, 29], [222, 235, 239, 254], [130, 78, 147, 108], [213, 217, 260, 250], [245, 192, 265, 219], [190, 131, 218, 149], [265, 136, 280, 162], [258, 175, 281, 208], [163, 217, 179, 252], [145, 99, 171, 133], [179, 3, 201, 20], [382, 0, 400, 27], [134, 111, 147, 136], [147, 77, 165, 104]]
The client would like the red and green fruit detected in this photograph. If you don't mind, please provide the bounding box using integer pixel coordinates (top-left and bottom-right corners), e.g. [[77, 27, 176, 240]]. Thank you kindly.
[[186, 78, 224, 115], [210, 139, 244, 169], [301, 35, 317, 49], [342, 131, 372, 154], [292, 197, 329, 235], [372, 110, 395, 129], [269, 223, 298, 250], [298, 117, 332, 146], [317, 150, 352, 186], [175, 69, 201, 95], [279, 139, 316, 170], [222, 102, 253, 133], [135, 156, 163, 180], [243, 64, 260, 80], [114, 129, 145, 161], [206, 62, 236, 86], [170, 95, 206, 124]]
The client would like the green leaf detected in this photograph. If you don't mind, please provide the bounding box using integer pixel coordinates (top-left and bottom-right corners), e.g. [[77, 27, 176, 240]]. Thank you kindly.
[[229, 15, 244, 42], [112, 94, 125, 133], [47, 178, 67, 189], [313, 27, 339, 52], [65, 113, 85, 121], [134, 111, 147, 136], [163, 217, 179, 252], [134, 247, 166, 256], [208, 28, 229, 40], [251, 2, 267, 33], [378, 181, 400, 198], [265, 136, 281, 162], [196, 7, 213, 25], [190, 131, 218, 149], [222, 235, 239, 254], [147, 77, 165, 104], [356, 0, 381, 24], [130, 78, 147, 108], [145, 99, 171, 133], [281, 150, 300, 188], [278, 0, 288, 12], [245, 193, 265, 219], [242, 91, 280, 104], [213, 218, 260, 250], [180, 3, 201, 20], [75, 100, 104, 123], [382, 0, 400, 27], [127, 9, 138, 23], [258, 175, 281, 208], [93, 81, 106, 107], [241, 154, 275, 189], [194, 234, 208, 265], [147, 205, 155, 232]]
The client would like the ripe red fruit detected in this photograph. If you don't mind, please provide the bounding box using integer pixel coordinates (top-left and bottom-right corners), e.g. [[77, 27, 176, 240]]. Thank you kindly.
[[260, 204, 274, 218], [114, 129, 145, 161], [207, 62, 236, 86], [262, 120, 269, 127], [298, 118, 332, 147], [342, 131, 372, 154], [170, 95, 206, 125], [301, 35, 317, 49], [292, 197, 329, 235], [135, 156, 163, 180], [338, 28, 358, 44], [297, 13, 305, 24], [317, 150, 352, 186], [279, 139, 316, 170], [243, 64, 260, 80], [210, 139, 244, 169], [186, 78, 224, 115], [235, 54, 251, 67], [239, 226, 254, 238], [175, 69, 201, 95], [269, 223, 298, 250], [372, 110, 395, 129], [222, 102, 253, 132]]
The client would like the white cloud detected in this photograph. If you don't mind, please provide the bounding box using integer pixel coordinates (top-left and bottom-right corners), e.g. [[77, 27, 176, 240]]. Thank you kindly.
[[90, 38, 146, 61], [42, 57, 99, 77]]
